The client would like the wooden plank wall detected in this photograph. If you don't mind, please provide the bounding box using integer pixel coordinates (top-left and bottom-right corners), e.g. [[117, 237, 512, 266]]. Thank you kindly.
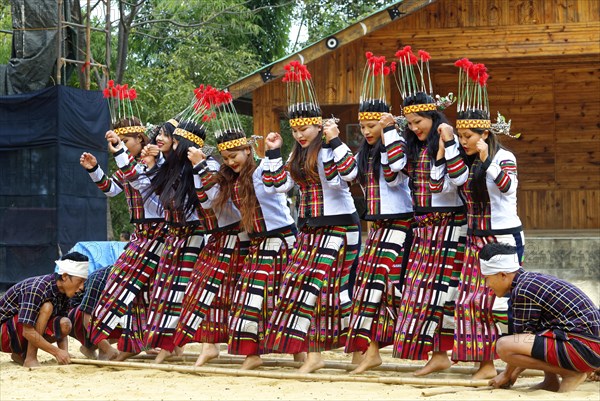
[[252, 0, 600, 230]]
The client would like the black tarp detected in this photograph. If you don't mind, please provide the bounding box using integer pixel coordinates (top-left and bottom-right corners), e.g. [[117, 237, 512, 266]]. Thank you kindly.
[[0, 0, 81, 95], [0, 85, 109, 285]]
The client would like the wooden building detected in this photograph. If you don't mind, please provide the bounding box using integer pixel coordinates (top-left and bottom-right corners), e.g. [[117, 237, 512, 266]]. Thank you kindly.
[[228, 0, 600, 231]]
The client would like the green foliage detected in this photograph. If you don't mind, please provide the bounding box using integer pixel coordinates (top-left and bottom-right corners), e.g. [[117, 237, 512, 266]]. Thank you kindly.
[[291, 0, 388, 48], [0, 2, 12, 62]]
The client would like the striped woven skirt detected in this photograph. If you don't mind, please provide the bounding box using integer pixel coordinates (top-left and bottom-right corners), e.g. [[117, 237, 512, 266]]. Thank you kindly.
[[89, 222, 164, 345], [452, 231, 524, 362], [1, 314, 64, 355], [264, 224, 360, 354], [144, 224, 205, 350], [173, 230, 248, 348], [345, 218, 413, 353], [68, 307, 123, 350], [393, 212, 466, 360], [228, 229, 297, 355]]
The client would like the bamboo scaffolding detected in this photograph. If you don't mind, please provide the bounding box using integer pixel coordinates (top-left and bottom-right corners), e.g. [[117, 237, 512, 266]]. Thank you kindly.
[[70, 358, 493, 388], [421, 382, 533, 397], [129, 353, 544, 377]]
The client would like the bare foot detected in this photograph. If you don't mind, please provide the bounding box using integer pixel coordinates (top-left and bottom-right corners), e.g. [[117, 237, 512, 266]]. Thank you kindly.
[[350, 353, 382, 374], [588, 368, 600, 382], [559, 372, 587, 393], [22, 357, 41, 368], [413, 352, 451, 376], [472, 360, 497, 380], [293, 352, 306, 363], [351, 351, 364, 365], [114, 351, 139, 362], [79, 345, 98, 360], [241, 355, 263, 370], [194, 343, 219, 367], [173, 346, 185, 357], [97, 341, 119, 361], [298, 352, 325, 373], [145, 347, 161, 355], [530, 372, 560, 392], [10, 353, 24, 366], [153, 349, 172, 364]]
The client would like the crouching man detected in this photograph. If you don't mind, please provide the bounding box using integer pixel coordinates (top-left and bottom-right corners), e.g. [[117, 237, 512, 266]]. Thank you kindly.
[[481, 243, 600, 393], [0, 252, 88, 367]]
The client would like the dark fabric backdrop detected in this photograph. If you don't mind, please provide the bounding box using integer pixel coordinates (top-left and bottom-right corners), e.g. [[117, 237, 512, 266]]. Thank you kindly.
[[0, 85, 110, 285]]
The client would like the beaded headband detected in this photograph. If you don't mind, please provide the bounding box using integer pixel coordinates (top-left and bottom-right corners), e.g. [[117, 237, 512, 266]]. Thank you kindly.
[[289, 116, 322, 127], [358, 112, 383, 121], [114, 126, 146, 136], [173, 127, 205, 147], [217, 137, 248, 152]]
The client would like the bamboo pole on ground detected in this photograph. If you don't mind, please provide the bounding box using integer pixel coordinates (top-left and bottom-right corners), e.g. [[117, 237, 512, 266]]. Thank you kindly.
[[129, 354, 544, 377], [70, 358, 492, 387], [421, 382, 533, 397]]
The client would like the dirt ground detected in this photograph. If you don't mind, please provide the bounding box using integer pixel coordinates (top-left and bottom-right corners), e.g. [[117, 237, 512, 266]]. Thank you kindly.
[[0, 281, 598, 401]]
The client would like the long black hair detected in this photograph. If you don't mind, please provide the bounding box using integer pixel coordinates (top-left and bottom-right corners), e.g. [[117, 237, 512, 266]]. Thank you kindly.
[[403, 92, 449, 162], [460, 109, 504, 204], [356, 99, 389, 186], [148, 120, 204, 215]]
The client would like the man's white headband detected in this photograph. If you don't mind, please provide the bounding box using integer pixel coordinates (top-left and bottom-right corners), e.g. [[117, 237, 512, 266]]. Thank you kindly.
[[480, 253, 520, 276], [56, 259, 89, 279]]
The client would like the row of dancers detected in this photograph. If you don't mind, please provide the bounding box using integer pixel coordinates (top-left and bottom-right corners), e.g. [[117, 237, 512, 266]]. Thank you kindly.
[[67, 50, 525, 379]]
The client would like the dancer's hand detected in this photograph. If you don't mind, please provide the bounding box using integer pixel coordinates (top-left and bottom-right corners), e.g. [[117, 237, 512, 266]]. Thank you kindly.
[[187, 147, 206, 165], [322, 120, 340, 144], [79, 152, 97, 169], [476, 138, 489, 161], [105, 131, 122, 154], [265, 132, 283, 150]]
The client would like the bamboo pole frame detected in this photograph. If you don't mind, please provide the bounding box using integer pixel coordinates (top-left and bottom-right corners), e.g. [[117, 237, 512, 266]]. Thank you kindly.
[[129, 353, 545, 377], [70, 358, 493, 388], [421, 382, 533, 397]]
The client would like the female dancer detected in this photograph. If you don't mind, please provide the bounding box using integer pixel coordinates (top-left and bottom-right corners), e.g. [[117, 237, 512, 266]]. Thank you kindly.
[[184, 120, 298, 369], [84, 114, 165, 360], [171, 88, 249, 366], [263, 61, 360, 373], [452, 59, 524, 379], [142, 120, 211, 362], [337, 53, 414, 374], [390, 47, 468, 376]]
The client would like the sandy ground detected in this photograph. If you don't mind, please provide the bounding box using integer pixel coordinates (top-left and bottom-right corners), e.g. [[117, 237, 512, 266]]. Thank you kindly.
[[0, 282, 598, 400]]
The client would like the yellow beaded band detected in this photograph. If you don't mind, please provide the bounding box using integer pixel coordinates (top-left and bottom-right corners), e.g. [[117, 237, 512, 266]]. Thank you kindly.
[[173, 128, 204, 147], [358, 112, 383, 121], [289, 116, 323, 127], [167, 119, 179, 128], [456, 119, 491, 129], [402, 103, 437, 115], [114, 126, 146, 136], [217, 137, 248, 152]]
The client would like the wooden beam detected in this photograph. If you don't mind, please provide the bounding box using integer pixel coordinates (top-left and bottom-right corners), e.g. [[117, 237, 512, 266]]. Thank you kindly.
[[228, 0, 436, 99], [366, 22, 600, 61]]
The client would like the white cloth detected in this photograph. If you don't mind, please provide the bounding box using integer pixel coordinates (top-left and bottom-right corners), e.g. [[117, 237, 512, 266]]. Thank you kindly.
[[480, 253, 520, 276], [55, 259, 89, 279]]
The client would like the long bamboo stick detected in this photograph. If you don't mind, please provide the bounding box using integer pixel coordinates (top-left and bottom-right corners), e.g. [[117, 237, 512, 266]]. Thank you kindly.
[[129, 353, 544, 377], [70, 358, 492, 387], [421, 382, 533, 397]]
